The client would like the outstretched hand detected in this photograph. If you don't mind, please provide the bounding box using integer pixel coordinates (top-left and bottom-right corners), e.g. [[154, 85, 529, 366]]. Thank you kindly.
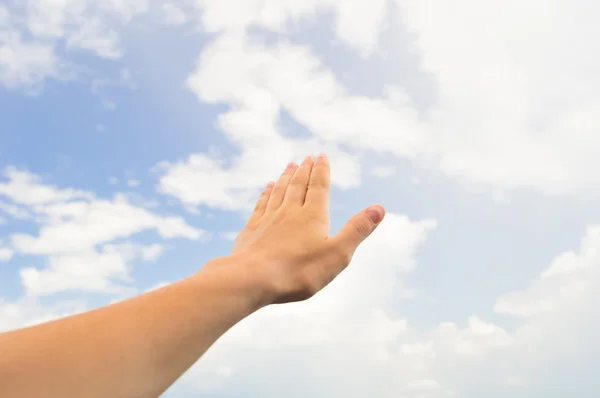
[[228, 153, 386, 305]]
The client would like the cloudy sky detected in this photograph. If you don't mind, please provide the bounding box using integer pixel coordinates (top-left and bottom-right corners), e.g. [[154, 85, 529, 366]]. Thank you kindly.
[[2, 0, 600, 396]]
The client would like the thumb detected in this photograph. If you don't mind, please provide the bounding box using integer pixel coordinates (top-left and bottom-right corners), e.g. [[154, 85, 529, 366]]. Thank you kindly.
[[330, 204, 385, 260]]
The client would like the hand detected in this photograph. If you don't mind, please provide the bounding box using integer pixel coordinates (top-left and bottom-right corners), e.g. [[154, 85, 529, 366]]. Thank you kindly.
[[229, 153, 385, 305]]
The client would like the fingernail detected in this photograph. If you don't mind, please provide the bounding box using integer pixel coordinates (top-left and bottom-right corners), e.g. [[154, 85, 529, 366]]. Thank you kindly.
[[266, 181, 274, 189], [305, 155, 315, 162], [315, 153, 326, 163], [287, 162, 297, 169], [367, 206, 383, 224]]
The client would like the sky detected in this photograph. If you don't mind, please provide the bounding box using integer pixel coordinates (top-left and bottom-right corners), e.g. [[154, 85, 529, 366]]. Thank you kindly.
[[1, 0, 600, 397]]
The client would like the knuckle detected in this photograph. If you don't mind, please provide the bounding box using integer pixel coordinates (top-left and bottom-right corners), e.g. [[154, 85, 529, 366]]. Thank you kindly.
[[307, 181, 325, 193], [289, 176, 304, 186], [353, 219, 371, 237]]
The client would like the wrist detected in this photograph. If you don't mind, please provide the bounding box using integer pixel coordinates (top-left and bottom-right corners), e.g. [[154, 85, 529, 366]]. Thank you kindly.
[[190, 254, 273, 312]]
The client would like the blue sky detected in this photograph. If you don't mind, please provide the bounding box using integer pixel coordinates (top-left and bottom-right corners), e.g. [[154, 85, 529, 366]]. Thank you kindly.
[[2, 1, 600, 397]]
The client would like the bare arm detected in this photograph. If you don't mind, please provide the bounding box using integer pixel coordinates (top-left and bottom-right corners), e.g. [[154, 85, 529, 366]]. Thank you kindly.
[[0, 154, 385, 398]]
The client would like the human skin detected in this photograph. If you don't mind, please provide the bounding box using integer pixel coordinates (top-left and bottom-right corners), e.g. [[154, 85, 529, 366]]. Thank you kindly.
[[0, 153, 386, 398]]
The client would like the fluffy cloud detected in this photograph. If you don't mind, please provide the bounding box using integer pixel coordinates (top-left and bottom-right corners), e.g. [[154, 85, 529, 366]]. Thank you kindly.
[[0, 200, 32, 220], [157, 0, 600, 216], [0, 167, 204, 296], [168, 216, 600, 397], [160, 2, 190, 26], [173, 214, 447, 397], [371, 165, 397, 179], [0, 247, 13, 262], [195, 0, 389, 56], [0, 0, 149, 89], [20, 242, 166, 296], [394, 0, 600, 195], [157, 30, 420, 211], [0, 296, 86, 332], [0, 166, 93, 205], [0, 4, 61, 89]]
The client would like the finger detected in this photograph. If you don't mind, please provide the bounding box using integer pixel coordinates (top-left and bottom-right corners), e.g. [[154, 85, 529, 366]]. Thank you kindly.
[[282, 155, 315, 207], [304, 153, 330, 212], [266, 161, 298, 213], [248, 181, 275, 222], [329, 204, 386, 269]]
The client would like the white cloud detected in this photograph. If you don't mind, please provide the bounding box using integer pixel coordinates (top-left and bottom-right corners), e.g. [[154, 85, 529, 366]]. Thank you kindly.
[[371, 165, 397, 179], [0, 166, 93, 205], [0, 4, 62, 89], [27, 0, 148, 58], [219, 231, 238, 241], [177, 213, 443, 396], [0, 247, 13, 262], [0, 296, 86, 332], [0, 167, 204, 296], [0, 201, 32, 220], [0, 0, 149, 89], [194, 0, 389, 56], [158, 31, 421, 210], [161, 2, 189, 25], [494, 225, 600, 319], [157, 0, 600, 216], [19, 242, 166, 296], [175, 216, 600, 397], [11, 193, 203, 254], [392, 0, 600, 195], [127, 179, 140, 187], [140, 243, 167, 261]]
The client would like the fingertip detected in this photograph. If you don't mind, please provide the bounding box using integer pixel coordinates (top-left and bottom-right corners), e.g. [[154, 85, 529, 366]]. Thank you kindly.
[[314, 152, 328, 165]]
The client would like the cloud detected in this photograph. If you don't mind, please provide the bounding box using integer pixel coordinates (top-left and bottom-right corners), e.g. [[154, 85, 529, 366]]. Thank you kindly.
[[19, 242, 166, 296], [10, 196, 202, 254], [0, 5, 62, 89], [5, 182, 203, 254], [0, 0, 149, 89], [172, 219, 600, 397], [219, 231, 238, 241], [371, 165, 397, 179], [157, 0, 600, 217], [26, 0, 148, 57], [157, 31, 419, 211], [175, 213, 443, 397], [393, 0, 600, 195], [161, 2, 189, 26], [0, 247, 13, 262], [0, 167, 204, 296], [0, 201, 31, 220], [0, 166, 93, 205], [0, 296, 86, 333], [195, 0, 389, 56]]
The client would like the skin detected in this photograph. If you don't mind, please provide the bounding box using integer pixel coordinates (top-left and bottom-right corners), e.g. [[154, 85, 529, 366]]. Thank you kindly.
[[0, 153, 386, 398]]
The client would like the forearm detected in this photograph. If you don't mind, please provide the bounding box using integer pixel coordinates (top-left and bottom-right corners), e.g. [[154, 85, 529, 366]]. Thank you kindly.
[[0, 254, 266, 398]]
